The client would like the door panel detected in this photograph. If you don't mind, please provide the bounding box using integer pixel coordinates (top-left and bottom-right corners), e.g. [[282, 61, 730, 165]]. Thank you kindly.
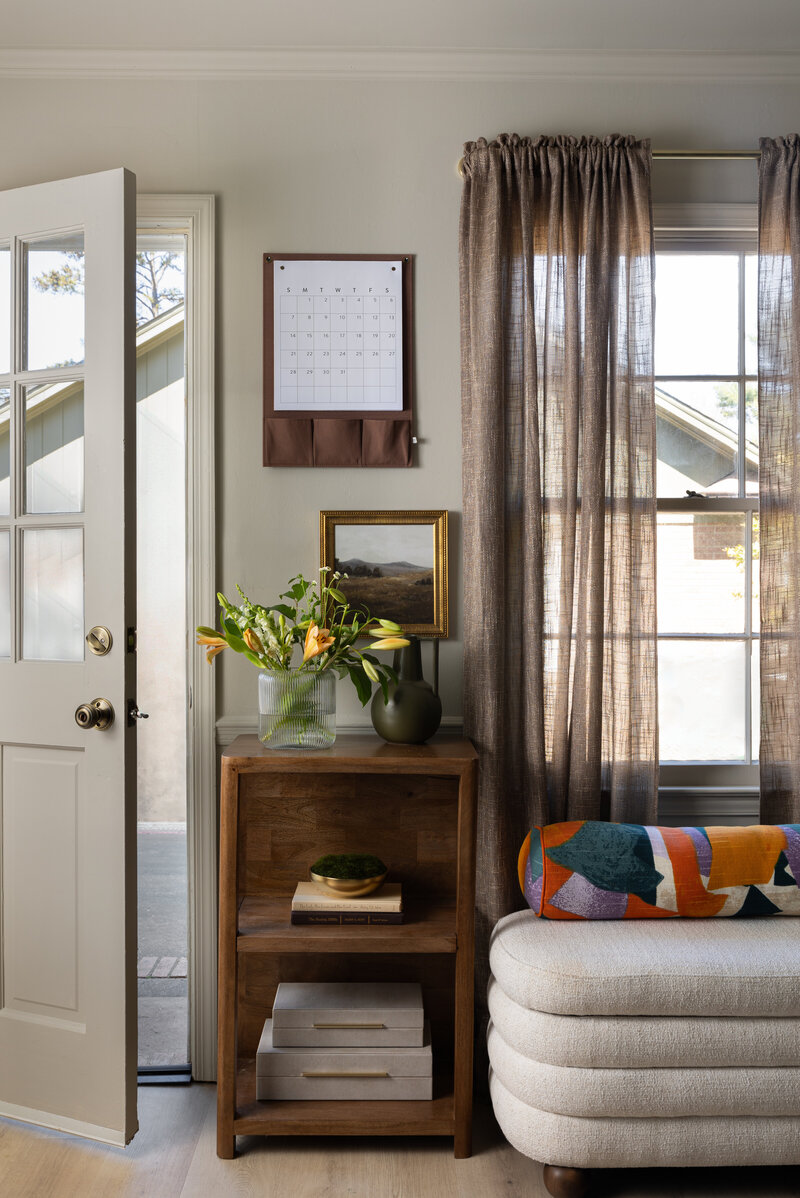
[[0, 168, 137, 1146], [3, 747, 80, 1015]]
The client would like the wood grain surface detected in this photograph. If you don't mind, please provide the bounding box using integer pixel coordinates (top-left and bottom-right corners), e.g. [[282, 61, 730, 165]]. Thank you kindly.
[[218, 736, 478, 1155], [3, 1090, 797, 1198]]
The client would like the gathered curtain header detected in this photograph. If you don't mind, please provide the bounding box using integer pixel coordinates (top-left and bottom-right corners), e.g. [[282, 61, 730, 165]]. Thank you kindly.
[[460, 133, 654, 257]]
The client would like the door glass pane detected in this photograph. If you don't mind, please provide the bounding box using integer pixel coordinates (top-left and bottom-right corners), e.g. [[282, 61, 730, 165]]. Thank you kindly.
[[24, 380, 84, 513], [656, 381, 748, 497], [22, 527, 83, 661], [657, 512, 746, 633], [655, 254, 739, 375], [658, 640, 745, 762], [0, 530, 9, 658], [0, 245, 9, 374], [0, 386, 9, 516], [23, 233, 85, 372]]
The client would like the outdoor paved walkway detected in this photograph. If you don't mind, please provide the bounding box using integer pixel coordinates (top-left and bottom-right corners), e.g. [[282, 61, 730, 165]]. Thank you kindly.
[[138, 824, 189, 1067]]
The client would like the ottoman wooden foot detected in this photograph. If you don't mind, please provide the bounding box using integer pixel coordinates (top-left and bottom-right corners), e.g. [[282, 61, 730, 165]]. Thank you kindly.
[[543, 1164, 591, 1197]]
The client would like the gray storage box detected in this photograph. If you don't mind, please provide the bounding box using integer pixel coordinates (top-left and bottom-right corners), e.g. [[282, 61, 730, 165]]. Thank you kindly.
[[272, 981, 425, 1047], [256, 1018, 432, 1100]]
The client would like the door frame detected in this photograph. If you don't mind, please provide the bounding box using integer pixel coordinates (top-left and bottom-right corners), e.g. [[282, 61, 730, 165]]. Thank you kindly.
[[137, 194, 216, 1081]]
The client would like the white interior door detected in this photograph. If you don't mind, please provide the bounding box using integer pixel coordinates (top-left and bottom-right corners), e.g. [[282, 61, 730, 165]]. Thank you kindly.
[[0, 169, 137, 1145]]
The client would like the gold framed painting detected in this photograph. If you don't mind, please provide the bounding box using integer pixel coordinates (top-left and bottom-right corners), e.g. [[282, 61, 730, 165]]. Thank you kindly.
[[319, 510, 448, 638]]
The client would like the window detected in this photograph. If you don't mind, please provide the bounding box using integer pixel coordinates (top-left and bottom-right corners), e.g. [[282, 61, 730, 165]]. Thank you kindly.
[[654, 205, 759, 791]]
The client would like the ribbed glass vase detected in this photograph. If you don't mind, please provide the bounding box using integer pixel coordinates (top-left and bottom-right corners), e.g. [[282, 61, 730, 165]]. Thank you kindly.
[[258, 670, 336, 749]]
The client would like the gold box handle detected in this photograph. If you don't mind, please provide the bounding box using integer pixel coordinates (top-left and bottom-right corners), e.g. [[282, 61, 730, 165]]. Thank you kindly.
[[301, 1070, 390, 1078], [312, 1022, 385, 1030]]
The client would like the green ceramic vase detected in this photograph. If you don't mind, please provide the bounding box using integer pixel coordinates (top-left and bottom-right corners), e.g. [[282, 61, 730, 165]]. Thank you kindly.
[[370, 635, 442, 744]]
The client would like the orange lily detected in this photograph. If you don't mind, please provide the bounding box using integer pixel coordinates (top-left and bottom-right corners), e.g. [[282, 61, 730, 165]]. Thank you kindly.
[[302, 623, 335, 664], [243, 628, 264, 655], [197, 632, 228, 665]]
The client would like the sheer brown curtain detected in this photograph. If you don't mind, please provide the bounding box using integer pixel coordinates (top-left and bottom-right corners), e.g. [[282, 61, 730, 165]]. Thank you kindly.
[[459, 133, 659, 1001], [758, 135, 800, 824]]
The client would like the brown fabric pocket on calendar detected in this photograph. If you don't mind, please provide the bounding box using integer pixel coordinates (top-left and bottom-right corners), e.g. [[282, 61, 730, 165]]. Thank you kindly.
[[362, 420, 412, 467], [312, 419, 363, 466], [263, 418, 314, 466], [263, 416, 413, 467]]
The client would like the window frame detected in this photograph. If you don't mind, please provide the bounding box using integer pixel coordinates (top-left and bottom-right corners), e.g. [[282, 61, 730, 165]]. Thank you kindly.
[[653, 203, 759, 800]]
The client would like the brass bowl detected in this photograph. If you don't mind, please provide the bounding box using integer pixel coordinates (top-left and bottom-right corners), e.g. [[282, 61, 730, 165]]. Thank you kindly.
[[309, 870, 388, 897]]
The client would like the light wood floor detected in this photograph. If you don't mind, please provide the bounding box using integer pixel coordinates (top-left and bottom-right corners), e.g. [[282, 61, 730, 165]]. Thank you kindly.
[[0, 1087, 797, 1198]]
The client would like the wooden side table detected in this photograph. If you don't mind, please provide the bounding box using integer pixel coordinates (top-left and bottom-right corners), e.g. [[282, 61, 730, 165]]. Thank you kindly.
[[217, 733, 478, 1159]]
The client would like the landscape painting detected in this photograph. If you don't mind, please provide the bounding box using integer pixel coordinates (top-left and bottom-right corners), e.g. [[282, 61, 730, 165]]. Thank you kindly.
[[320, 511, 448, 637]]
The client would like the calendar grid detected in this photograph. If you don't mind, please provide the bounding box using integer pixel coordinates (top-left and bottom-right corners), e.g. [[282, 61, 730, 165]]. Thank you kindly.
[[274, 259, 403, 413]]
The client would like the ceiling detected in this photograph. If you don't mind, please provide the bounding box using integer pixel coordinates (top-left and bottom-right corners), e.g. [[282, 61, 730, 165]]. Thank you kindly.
[[3, 0, 800, 54]]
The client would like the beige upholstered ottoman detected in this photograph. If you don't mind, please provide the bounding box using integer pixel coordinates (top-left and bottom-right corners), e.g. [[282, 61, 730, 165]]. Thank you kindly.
[[488, 912, 800, 1196]]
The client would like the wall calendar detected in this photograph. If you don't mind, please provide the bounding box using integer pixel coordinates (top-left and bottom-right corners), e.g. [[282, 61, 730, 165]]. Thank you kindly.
[[263, 253, 414, 468]]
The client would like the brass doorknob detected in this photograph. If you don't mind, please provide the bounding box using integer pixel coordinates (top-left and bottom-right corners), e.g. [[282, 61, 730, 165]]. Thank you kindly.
[[75, 698, 115, 731]]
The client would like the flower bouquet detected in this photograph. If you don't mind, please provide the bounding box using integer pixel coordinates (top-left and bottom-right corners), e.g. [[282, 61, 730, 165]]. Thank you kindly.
[[197, 569, 408, 748]]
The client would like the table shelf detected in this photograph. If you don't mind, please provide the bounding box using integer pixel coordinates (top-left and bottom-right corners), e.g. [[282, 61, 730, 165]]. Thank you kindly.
[[234, 1057, 456, 1137], [217, 734, 477, 1160], [237, 894, 458, 954]]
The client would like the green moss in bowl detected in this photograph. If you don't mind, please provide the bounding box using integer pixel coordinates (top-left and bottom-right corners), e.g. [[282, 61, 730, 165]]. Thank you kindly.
[[310, 853, 388, 896]]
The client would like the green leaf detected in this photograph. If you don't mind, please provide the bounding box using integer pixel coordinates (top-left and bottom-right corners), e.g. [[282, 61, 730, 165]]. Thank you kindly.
[[379, 674, 390, 704], [328, 588, 347, 603], [243, 650, 262, 667], [226, 634, 248, 654], [347, 664, 372, 706], [270, 604, 295, 619], [223, 617, 240, 639]]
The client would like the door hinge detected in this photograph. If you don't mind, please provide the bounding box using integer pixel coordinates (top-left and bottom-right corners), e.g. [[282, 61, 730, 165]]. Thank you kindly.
[[127, 627, 137, 653]]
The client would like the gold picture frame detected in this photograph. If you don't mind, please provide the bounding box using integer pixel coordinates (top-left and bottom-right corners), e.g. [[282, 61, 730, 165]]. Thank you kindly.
[[320, 510, 448, 638]]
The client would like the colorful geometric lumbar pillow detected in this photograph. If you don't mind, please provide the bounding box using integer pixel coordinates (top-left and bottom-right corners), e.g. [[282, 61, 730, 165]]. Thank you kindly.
[[518, 822, 800, 919]]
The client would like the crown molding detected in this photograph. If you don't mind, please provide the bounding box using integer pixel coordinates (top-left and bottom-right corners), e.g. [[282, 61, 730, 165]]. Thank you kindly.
[[2, 47, 800, 82]]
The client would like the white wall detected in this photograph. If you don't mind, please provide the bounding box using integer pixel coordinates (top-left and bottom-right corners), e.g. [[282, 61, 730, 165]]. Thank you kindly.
[[1, 59, 797, 727]]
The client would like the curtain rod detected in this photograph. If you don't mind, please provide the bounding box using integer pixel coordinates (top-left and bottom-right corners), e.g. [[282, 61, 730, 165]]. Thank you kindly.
[[653, 150, 760, 160], [456, 149, 760, 175]]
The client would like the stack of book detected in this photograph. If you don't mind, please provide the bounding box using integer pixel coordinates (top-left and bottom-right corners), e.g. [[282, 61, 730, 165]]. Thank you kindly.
[[290, 880, 403, 925]]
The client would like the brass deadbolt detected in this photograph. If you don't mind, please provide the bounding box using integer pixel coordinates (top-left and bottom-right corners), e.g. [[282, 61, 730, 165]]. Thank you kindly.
[[86, 626, 113, 656], [75, 698, 115, 731]]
